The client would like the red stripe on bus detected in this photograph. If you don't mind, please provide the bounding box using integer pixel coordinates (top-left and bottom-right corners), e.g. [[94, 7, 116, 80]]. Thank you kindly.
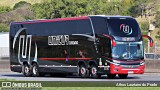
[[14, 16, 89, 24], [40, 58, 92, 61]]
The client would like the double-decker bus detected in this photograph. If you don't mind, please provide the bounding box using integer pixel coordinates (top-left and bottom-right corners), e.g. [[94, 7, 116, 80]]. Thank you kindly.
[[10, 15, 153, 78]]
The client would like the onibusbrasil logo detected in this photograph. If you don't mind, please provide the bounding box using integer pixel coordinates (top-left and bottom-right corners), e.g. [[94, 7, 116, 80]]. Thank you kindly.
[[120, 24, 133, 35], [1, 82, 42, 88]]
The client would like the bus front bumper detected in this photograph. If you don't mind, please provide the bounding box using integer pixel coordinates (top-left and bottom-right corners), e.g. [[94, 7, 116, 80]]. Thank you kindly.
[[110, 64, 145, 74]]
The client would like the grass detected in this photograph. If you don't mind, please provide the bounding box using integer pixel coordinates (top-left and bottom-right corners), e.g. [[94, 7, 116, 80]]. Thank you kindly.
[[42, 87, 160, 90], [0, 79, 159, 90], [0, 78, 15, 81], [0, 0, 42, 7]]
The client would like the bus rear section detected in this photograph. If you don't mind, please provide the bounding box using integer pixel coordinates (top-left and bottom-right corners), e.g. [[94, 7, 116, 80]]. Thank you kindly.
[[9, 15, 153, 79]]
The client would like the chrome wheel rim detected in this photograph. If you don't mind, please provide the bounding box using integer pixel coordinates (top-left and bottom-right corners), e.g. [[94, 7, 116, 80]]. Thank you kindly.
[[81, 67, 86, 75], [33, 66, 37, 75], [91, 67, 97, 75], [25, 66, 29, 74]]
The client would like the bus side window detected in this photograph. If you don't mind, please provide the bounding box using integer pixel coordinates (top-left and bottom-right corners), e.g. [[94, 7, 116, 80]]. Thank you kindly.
[[91, 17, 109, 35], [76, 19, 92, 34]]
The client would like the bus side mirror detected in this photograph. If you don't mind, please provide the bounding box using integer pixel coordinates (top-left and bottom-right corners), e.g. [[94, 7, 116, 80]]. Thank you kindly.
[[142, 35, 153, 47], [103, 34, 116, 47]]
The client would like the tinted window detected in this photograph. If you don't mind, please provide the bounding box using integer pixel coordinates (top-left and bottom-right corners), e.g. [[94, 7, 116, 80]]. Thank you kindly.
[[23, 19, 92, 36], [52, 19, 92, 35], [107, 18, 141, 37], [91, 17, 108, 34], [76, 19, 92, 34], [23, 23, 50, 36], [50, 21, 77, 35]]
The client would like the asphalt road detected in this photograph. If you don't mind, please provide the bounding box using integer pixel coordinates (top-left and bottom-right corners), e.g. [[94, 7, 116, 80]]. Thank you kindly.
[[0, 72, 160, 81]]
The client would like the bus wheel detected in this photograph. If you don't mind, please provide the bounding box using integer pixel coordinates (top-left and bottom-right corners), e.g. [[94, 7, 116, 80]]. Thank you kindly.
[[79, 64, 89, 78], [118, 74, 128, 79], [32, 63, 40, 77], [22, 64, 32, 77], [107, 74, 116, 79], [90, 65, 100, 78]]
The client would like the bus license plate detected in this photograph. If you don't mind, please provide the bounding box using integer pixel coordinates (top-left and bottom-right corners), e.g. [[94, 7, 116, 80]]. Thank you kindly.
[[128, 71, 133, 74]]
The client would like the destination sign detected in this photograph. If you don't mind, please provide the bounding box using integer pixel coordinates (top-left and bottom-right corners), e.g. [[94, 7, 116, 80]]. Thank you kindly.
[[122, 37, 135, 41]]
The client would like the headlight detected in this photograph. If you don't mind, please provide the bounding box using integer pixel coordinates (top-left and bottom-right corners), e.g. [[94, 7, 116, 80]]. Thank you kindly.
[[113, 60, 120, 63], [112, 60, 120, 66], [106, 60, 120, 66]]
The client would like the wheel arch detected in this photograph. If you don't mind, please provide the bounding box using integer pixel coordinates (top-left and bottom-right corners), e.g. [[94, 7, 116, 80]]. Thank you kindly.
[[88, 60, 98, 67], [31, 61, 38, 65], [77, 60, 88, 68], [23, 61, 29, 65]]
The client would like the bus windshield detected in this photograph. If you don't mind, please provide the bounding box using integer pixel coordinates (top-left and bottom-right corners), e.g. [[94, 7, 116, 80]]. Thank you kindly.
[[112, 41, 143, 60]]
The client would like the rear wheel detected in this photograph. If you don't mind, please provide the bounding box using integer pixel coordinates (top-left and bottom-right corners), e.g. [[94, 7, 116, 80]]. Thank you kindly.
[[107, 74, 116, 79], [118, 74, 128, 79], [79, 64, 89, 78], [90, 65, 101, 78], [22, 64, 32, 77]]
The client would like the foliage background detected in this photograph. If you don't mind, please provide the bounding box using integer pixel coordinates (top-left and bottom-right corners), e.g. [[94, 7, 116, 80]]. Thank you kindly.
[[0, 0, 160, 45]]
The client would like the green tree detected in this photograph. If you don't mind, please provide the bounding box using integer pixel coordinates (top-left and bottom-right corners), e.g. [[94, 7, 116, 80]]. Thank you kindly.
[[32, 0, 92, 19], [102, 0, 135, 16], [155, 12, 160, 40], [155, 31, 160, 39], [119, 0, 135, 15], [155, 11, 160, 28], [0, 6, 11, 14], [13, 1, 31, 10], [140, 22, 149, 33], [31, 0, 153, 19], [32, 0, 65, 19], [139, 21, 150, 51], [0, 24, 9, 32], [129, 0, 151, 17]]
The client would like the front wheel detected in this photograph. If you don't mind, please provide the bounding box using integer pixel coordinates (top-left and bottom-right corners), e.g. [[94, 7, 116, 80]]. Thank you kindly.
[[118, 74, 128, 79], [90, 65, 101, 78]]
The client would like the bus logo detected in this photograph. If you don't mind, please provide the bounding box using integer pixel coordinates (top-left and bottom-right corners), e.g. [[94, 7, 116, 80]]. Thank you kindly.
[[120, 24, 132, 35], [48, 35, 78, 45], [13, 28, 37, 64]]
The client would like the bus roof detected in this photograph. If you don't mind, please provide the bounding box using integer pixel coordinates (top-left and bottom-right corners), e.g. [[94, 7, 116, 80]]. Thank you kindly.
[[89, 15, 133, 19], [12, 16, 89, 24], [11, 15, 133, 25]]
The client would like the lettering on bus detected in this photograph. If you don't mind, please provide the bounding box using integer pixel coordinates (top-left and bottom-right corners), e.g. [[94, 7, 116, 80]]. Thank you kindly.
[[48, 35, 78, 45], [122, 37, 135, 41]]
